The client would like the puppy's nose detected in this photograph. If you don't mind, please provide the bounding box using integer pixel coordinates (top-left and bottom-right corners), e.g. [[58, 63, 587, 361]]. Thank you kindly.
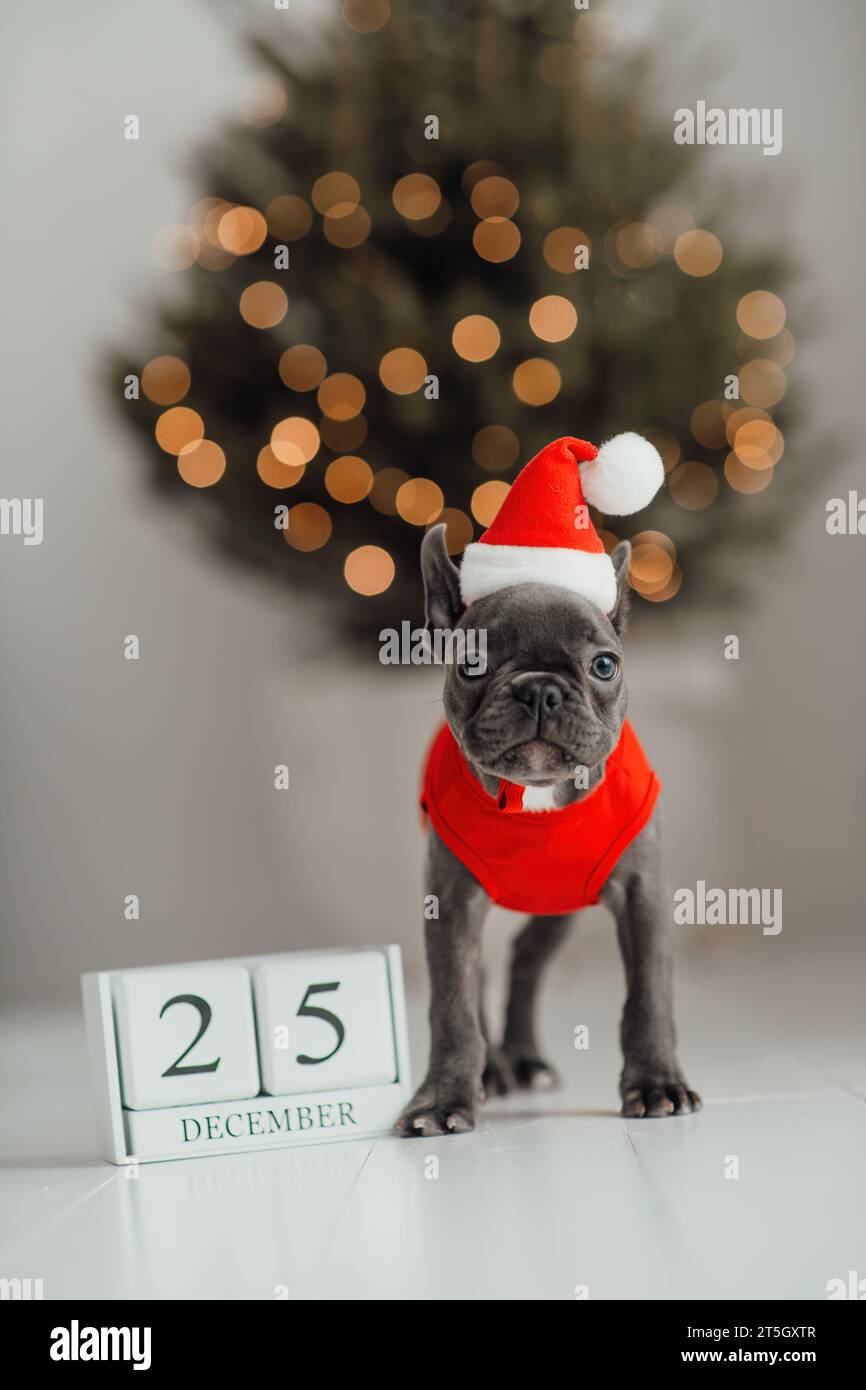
[[511, 676, 563, 726]]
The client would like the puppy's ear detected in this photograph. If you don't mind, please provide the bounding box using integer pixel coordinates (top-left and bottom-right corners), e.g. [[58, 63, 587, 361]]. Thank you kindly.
[[608, 540, 631, 636], [421, 523, 463, 633]]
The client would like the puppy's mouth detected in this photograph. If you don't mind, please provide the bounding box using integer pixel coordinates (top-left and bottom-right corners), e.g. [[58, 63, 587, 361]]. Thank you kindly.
[[494, 738, 572, 782]]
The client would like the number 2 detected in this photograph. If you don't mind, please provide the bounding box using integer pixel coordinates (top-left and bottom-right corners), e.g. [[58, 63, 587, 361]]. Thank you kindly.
[[296, 982, 345, 1065], [160, 994, 221, 1077]]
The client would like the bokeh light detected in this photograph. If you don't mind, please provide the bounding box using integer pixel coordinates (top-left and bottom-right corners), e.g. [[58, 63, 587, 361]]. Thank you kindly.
[[284, 503, 332, 552], [724, 452, 774, 494], [437, 508, 474, 554], [529, 295, 578, 342], [512, 358, 561, 405], [177, 439, 226, 488], [141, 356, 190, 405], [614, 221, 662, 269], [151, 225, 198, 272], [452, 315, 501, 362], [270, 416, 320, 466], [320, 414, 368, 452], [395, 478, 444, 526], [342, 0, 390, 34], [257, 444, 305, 489], [217, 206, 268, 256], [471, 480, 510, 527], [312, 172, 361, 215], [470, 176, 519, 219], [473, 218, 521, 262], [543, 225, 591, 272], [739, 358, 786, 407], [732, 418, 784, 470], [317, 373, 366, 420], [690, 400, 729, 449], [266, 195, 313, 241], [323, 205, 371, 247], [644, 429, 682, 473], [674, 229, 723, 277], [279, 345, 327, 392], [344, 545, 395, 595], [155, 406, 204, 455], [325, 455, 373, 503], [736, 290, 786, 339], [369, 468, 409, 515], [573, 12, 621, 55], [238, 75, 287, 127], [669, 461, 719, 509], [392, 173, 441, 220], [239, 282, 289, 328], [379, 347, 427, 394], [472, 424, 520, 473]]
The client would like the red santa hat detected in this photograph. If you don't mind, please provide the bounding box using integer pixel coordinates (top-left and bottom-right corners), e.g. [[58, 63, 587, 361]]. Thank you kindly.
[[460, 433, 664, 615]]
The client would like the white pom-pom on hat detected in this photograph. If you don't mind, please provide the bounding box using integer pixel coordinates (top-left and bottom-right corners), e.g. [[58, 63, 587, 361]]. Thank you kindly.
[[578, 431, 664, 516]]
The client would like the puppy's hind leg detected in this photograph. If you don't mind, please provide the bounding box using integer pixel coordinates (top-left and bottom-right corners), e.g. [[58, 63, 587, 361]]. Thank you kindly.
[[479, 970, 518, 1099], [502, 913, 574, 1090]]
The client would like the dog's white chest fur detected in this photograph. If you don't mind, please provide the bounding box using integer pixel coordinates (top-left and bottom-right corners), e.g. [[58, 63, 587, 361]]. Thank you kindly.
[[520, 784, 560, 812]]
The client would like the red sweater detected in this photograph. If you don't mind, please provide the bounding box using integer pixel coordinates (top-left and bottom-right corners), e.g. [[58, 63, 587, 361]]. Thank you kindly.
[[420, 721, 660, 915]]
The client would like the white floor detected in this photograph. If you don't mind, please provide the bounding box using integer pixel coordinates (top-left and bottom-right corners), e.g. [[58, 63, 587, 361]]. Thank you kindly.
[[1, 942, 864, 1301]]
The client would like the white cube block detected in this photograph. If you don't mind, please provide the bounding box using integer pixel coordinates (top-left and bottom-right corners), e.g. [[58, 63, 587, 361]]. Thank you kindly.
[[113, 964, 260, 1110], [253, 952, 397, 1096]]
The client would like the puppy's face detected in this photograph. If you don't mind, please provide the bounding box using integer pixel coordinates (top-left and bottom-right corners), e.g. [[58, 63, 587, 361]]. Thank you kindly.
[[422, 527, 631, 787]]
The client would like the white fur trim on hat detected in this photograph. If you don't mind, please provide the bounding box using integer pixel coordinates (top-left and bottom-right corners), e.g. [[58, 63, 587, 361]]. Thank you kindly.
[[460, 542, 617, 613], [579, 431, 664, 515]]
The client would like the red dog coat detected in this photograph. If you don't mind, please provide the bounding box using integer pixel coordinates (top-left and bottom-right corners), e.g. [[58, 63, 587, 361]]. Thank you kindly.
[[420, 721, 660, 915]]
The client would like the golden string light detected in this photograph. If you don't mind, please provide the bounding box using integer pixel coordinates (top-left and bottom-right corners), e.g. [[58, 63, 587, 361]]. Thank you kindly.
[[452, 315, 500, 362], [471, 480, 510, 527], [674, 229, 723, 277], [473, 218, 521, 263], [736, 290, 786, 339], [379, 348, 427, 394], [155, 406, 204, 455], [317, 373, 366, 420], [344, 545, 395, 595], [669, 461, 718, 509], [279, 345, 327, 392], [436, 508, 474, 554], [217, 206, 267, 256], [512, 358, 561, 405], [369, 468, 409, 515], [342, 0, 390, 34], [284, 503, 332, 552], [392, 173, 441, 221], [470, 176, 519, 219], [270, 416, 320, 466], [257, 444, 305, 489], [141, 356, 190, 406], [177, 440, 226, 488], [529, 295, 578, 342], [325, 455, 373, 503], [239, 282, 288, 329], [266, 195, 313, 241], [395, 478, 444, 526]]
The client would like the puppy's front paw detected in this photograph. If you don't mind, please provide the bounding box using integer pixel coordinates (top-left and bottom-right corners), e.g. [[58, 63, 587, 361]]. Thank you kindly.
[[621, 1079, 702, 1118], [395, 1081, 480, 1137]]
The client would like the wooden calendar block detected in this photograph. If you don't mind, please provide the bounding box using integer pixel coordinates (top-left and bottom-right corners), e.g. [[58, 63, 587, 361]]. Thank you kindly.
[[81, 946, 411, 1163], [253, 952, 397, 1096], [112, 963, 260, 1110]]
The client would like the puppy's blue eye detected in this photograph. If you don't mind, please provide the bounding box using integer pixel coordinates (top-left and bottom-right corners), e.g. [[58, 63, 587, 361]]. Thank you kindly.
[[458, 662, 486, 679], [590, 653, 619, 682]]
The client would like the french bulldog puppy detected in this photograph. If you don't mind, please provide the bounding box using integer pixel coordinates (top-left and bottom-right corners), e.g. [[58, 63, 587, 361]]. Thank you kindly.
[[395, 525, 700, 1136]]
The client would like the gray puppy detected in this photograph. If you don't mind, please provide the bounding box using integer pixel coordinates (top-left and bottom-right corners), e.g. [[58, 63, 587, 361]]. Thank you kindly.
[[395, 525, 701, 1136]]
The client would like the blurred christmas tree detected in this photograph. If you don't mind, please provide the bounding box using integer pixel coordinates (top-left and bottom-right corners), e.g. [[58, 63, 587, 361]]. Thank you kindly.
[[111, 0, 805, 642]]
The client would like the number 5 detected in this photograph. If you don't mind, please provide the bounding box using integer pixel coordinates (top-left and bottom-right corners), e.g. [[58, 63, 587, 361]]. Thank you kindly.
[[296, 982, 345, 1065]]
